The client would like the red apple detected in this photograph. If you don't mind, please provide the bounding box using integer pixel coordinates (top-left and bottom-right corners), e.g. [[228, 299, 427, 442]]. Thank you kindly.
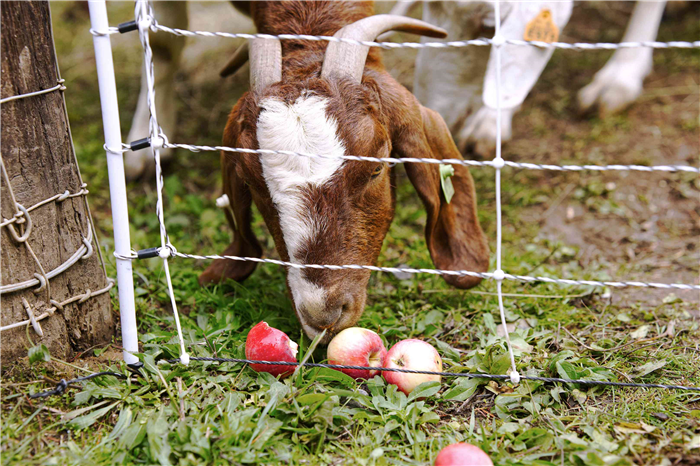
[[434, 443, 493, 466], [245, 322, 298, 377], [383, 339, 442, 395], [327, 327, 387, 379]]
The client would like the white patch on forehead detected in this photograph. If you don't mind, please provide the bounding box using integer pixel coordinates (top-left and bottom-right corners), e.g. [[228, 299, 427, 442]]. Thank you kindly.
[[256, 94, 345, 310], [257, 95, 345, 189]]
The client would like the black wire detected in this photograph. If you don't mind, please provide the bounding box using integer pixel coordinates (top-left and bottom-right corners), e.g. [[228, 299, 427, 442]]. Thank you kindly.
[[164, 356, 700, 392], [28, 371, 126, 399], [24, 357, 700, 400]]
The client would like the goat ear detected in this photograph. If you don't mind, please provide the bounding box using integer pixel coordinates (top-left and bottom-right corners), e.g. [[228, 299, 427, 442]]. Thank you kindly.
[[393, 105, 490, 289], [199, 101, 262, 286]]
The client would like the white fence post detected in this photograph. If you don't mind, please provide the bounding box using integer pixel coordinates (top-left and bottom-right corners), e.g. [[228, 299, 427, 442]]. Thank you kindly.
[[88, 0, 139, 365]]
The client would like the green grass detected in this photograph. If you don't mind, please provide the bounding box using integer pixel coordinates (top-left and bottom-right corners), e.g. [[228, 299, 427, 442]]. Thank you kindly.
[[2, 2, 699, 465]]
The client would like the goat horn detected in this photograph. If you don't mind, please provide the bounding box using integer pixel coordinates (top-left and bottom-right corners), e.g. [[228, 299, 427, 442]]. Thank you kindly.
[[249, 38, 282, 91], [321, 15, 447, 82], [220, 42, 249, 78]]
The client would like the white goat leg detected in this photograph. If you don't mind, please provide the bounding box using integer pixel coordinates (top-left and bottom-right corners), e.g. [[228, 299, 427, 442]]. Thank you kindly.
[[125, 1, 188, 180], [460, 1, 573, 156], [578, 1, 666, 115], [414, 2, 493, 138]]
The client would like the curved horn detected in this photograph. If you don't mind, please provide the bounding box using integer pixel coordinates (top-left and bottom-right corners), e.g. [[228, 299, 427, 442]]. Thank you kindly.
[[249, 38, 282, 91], [321, 15, 447, 82], [220, 42, 249, 78]]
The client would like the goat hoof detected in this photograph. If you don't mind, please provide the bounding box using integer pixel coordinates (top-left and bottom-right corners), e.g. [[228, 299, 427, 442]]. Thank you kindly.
[[198, 241, 261, 286], [124, 149, 150, 181], [578, 78, 642, 117], [124, 147, 175, 182], [199, 259, 258, 286], [578, 57, 650, 116], [458, 105, 513, 159]]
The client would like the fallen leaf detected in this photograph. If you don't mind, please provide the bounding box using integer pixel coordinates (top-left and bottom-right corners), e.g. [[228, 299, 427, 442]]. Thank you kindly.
[[571, 389, 587, 405], [664, 320, 675, 338], [640, 421, 656, 433], [630, 325, 650, 340], [510, 335, 534, 354], [687, 435, 700, 450], [614, 422, 646, 434], [632, 360, 667, 379], [496, 319, 531, 337]]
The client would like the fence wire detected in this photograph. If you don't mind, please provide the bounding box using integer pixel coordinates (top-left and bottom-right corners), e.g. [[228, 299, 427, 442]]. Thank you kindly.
[[147, 24, 700, 51], [162, 142, 700, 174], [1, 66, 107, 337], [0, 79, 66, 104], [25, 356, 700, 400]]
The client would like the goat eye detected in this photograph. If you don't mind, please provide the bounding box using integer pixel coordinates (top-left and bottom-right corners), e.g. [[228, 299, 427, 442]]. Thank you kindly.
[[370, 165, 383, 179]]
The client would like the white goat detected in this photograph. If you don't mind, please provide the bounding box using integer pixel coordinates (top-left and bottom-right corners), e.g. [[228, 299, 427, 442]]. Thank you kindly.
[[396, 0, 668, 156]]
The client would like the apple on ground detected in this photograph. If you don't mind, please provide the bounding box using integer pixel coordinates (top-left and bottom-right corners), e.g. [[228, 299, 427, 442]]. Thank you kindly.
[[434, 443, 493, 466], [245, 321, 298, 377], [327, 327, 387, 379], [383, 339, 442, 395]]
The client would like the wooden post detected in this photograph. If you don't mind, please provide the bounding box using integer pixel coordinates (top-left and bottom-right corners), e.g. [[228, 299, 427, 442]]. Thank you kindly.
[[1, 1, 115, 363]]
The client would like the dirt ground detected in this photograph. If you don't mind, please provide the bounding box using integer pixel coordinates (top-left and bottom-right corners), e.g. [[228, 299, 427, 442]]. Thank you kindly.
[[509, 3, 699, 308]]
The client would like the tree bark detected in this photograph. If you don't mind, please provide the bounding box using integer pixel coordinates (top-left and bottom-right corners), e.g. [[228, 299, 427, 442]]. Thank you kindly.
[[1, 1, 114, 364]]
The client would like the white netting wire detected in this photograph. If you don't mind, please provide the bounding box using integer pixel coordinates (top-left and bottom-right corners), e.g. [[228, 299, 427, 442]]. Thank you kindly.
[[112, 0, 700, 383]]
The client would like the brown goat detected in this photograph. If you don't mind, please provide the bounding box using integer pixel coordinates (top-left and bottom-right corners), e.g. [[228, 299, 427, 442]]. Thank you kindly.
[[199, 1, 489, 342]]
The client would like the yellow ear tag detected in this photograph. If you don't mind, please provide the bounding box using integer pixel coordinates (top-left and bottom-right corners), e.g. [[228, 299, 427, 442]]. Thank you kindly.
[[524, 9, 559, 43], [439, 164, 455, 204]]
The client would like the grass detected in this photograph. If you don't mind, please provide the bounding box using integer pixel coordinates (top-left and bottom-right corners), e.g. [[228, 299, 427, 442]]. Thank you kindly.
[[2, 2, 699, 465]]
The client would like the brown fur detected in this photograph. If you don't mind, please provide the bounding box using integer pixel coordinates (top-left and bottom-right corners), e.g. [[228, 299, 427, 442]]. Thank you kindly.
[[200, 1, 489, 340]]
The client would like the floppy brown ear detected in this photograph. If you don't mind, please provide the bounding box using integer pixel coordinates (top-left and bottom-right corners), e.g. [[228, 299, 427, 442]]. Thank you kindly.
[[392, 104, 490, 289], [199, 100, 262, 286]]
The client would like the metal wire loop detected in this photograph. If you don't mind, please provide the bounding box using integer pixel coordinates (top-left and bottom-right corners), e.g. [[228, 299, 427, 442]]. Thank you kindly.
[[5, 204, 32, 243], [81, 237, 94, 260]]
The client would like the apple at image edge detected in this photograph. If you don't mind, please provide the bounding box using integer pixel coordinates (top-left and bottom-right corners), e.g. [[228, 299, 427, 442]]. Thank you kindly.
[[434, 442, 493, 466]]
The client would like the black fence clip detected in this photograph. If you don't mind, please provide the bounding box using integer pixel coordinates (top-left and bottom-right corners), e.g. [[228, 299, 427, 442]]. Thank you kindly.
[[118, 20, 139, 34], [136, 247, 160, 259], [129, 137, 151, 152]]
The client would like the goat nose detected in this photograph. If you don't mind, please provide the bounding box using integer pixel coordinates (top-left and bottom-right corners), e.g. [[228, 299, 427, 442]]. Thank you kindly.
[[315, 306, 343, 330], [304, 292, 353, 330]]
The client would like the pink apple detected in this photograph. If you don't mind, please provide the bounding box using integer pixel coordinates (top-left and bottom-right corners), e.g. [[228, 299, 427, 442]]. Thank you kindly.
[[245, 321, 298, 377], [383, 339, 442, 395], [327, 327, 387, 379], [434, 443, 493, 466]]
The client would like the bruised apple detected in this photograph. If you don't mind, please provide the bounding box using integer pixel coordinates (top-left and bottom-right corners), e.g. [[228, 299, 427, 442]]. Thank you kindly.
[[434, 443, 493, 466], [327, 327, 387, 379], [383, 339, 442, 395], [245, 322, 298, 377]]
